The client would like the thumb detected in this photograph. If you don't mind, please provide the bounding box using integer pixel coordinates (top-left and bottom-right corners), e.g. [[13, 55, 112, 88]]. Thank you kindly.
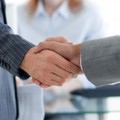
[[45, 37, 72, 44], [33, 42, 54, 53], [33, 42, 73, 61]]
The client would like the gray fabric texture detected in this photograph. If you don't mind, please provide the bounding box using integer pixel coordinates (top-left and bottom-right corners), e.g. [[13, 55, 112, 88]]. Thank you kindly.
[[81, 36, 120, 86]]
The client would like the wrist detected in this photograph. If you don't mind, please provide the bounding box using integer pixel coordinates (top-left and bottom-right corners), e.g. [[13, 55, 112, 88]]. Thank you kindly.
[[71, 44, 80, 66], [20, 48, 33, 74], [72, 44, 80, 59]]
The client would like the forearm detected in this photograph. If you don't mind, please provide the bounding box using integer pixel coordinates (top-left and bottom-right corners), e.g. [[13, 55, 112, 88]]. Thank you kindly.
[[0, 22, 34, 78], [81, 36, 120, 86]]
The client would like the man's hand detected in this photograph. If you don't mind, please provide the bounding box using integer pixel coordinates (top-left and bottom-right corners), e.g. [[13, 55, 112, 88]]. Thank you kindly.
[[34, 37, 81, 67], [20, 47, 80, 88]]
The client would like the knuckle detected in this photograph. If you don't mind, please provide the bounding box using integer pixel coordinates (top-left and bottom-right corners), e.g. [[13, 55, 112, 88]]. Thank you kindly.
[[46, 37, 53, 41], [38, 42, 44, 47], [37, 42, 46, 51], [60, 37, 67, 42], [59, 36, 65, 40]]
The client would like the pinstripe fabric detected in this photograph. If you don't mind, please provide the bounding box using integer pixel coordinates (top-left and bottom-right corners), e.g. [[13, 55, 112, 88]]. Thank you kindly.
[[0, 0, 34, 120], [0, 68, 16, 120], [0, 23, 34, 77]]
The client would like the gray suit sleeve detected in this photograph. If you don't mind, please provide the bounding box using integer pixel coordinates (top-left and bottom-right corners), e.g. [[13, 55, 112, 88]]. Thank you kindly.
[[0, 22, 34, 78], [81, 36, 120, 86]]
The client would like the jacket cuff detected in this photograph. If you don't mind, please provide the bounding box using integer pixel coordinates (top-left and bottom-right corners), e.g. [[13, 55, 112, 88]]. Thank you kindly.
[[12, 37, 34, 79], [0, 23, 34, 79]]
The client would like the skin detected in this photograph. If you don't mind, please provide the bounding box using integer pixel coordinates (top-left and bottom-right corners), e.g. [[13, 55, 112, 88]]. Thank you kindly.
[[20, 46, 80, 88], [34, 37, 81, 67], [32, 37, 82, 87], [21, 0, 82, 88], [43, 0, 63, 16]]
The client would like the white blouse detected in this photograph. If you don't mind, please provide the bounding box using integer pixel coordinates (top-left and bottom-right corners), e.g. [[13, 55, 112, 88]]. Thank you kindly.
[[17, 0, 106, 88]]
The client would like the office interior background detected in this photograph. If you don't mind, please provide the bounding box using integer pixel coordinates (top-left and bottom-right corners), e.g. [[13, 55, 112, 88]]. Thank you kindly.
[[5, 0, 120, 35], [4, 0, 120, 120]]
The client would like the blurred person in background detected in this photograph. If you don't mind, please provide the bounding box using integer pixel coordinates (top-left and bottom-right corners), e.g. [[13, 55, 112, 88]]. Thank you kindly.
[[17, 0, 106, 89], [17, 0, 106, 119]]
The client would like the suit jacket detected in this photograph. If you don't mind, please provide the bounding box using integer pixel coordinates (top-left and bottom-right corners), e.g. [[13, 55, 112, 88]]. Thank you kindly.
[[0, 0, 34, 120], [81, 36, 120, 86]]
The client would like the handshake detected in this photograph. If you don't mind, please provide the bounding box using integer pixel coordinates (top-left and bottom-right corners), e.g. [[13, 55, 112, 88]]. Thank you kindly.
[[20, 37, 82, 88]]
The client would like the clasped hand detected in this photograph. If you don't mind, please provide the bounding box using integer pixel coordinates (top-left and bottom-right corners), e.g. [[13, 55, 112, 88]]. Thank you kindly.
[[21, 37, 82, 88]]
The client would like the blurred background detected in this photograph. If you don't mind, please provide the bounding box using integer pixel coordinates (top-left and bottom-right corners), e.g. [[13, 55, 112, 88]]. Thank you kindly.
[[5, 0, 120, 120], [5, 0, 120, 35]]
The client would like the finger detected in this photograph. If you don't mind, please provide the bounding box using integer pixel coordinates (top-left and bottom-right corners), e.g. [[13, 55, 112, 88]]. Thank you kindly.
[[33, 42, 73, 62], [49, 72, 70, 84], [32, 78, 42, 85], [32, 78, 39, 83], [33, 42, 51, 53], [32, 79, 51, 88], [33, 41, 72, 54], [32, 78, 44, 86], [33, 72, 62, 86], [33, 42, 65, 54], [43, 51, 80, 77], [33, 75, 64, 86], [45, 37, 71, 44], [40, 79, 63, 86], [50, 64, 73, 79], [39, 84, 51, 88], [47, 80, 63, 86], [52, 54, 80, 75], [64, 62, 80, 75]]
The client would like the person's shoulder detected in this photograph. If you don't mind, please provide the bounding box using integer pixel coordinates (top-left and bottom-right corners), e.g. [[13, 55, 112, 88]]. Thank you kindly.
[[82, 0, 100, 15], [17, 3, 28, 19], [18, 2, 27, 12]]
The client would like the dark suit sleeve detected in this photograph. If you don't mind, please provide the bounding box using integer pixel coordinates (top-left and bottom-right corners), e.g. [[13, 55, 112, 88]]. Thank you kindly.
[[0, 22, 34, 78]]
